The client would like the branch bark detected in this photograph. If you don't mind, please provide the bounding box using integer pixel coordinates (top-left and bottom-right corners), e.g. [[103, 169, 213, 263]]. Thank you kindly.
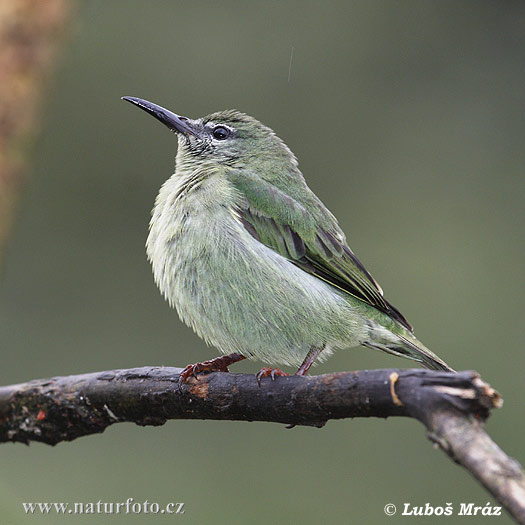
[[0, 367, 523, 523]]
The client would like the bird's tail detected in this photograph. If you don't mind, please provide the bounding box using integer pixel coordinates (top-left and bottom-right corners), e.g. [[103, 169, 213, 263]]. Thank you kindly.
[[363, 331, 454, 372]]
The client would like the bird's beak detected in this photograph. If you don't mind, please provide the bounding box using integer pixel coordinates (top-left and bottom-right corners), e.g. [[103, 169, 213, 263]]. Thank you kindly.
[[121, 96, 197, 137]]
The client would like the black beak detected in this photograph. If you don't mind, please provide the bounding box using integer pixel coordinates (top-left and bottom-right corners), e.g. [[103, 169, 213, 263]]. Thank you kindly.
[[121, 96, 197, 136]]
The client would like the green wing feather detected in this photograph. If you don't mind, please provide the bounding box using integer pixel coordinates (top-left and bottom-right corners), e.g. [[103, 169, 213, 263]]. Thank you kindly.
[[227, 171, 413, 332]]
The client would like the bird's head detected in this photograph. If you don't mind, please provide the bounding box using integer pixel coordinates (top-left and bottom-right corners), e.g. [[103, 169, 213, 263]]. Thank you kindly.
[[122, 97, 298, 173]]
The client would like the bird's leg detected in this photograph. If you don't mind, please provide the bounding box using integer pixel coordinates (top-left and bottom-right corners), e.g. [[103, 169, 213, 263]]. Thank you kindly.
[[295, 345, 325, 376], [256, 345, 326, 387], [179, 352, 246, 386], [256, 367, 290, 386]]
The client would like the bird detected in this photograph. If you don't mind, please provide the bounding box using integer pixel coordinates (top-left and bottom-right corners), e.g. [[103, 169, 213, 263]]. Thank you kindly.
[[122, 96, 453, 384]]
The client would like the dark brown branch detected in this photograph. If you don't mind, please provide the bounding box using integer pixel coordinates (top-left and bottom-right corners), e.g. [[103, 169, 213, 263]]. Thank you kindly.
[[0, 367, 523, 523]]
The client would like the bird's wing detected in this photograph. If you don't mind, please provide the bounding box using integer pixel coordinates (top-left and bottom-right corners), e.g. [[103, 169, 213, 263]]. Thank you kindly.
[[227, 171, 413, 331]]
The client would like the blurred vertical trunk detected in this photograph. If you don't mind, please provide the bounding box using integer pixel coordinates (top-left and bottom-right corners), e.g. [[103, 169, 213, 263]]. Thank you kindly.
[[0, 0, 72, 268]]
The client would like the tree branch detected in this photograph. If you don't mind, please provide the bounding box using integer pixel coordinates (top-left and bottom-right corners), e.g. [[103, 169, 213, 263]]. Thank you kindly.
[[0, 367, 523, 523]]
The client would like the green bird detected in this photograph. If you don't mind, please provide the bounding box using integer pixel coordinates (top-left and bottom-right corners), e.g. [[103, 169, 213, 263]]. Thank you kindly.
[[122, 96, 453, 383]]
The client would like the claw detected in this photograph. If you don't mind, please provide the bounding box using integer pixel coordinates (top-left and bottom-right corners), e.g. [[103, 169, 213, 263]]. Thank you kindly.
[[179, 363, 200, 385], [178, 353, 246, 392], [178, 361, 227, 391], [256, 367, 289, 387]]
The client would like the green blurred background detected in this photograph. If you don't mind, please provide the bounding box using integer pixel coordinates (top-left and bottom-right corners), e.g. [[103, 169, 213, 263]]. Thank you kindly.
[[1, 1, 524, 523]]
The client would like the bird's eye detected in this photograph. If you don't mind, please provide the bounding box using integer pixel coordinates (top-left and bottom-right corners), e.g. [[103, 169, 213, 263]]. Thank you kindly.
[[212, 126, 230, 140]]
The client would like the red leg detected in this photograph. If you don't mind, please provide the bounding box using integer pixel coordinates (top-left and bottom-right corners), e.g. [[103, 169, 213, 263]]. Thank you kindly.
[[179, 353, 246, 386], [256, 345, 326, 387], [256, 367, 290, 386], [295, 345, 325, 376]]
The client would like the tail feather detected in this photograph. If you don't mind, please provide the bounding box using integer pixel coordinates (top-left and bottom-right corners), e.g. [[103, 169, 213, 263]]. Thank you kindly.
[[397, 335, 454, 371], [363, 335, 454, 372]]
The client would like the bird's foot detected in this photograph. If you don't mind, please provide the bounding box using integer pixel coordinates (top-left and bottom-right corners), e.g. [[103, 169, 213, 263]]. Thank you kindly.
[[179, 353, 245, 389], [256, 367, 290, 386]]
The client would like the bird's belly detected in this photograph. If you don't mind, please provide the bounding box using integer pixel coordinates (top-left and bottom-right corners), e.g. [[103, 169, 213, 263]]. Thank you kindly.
[[153, 215, 367, 366]]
